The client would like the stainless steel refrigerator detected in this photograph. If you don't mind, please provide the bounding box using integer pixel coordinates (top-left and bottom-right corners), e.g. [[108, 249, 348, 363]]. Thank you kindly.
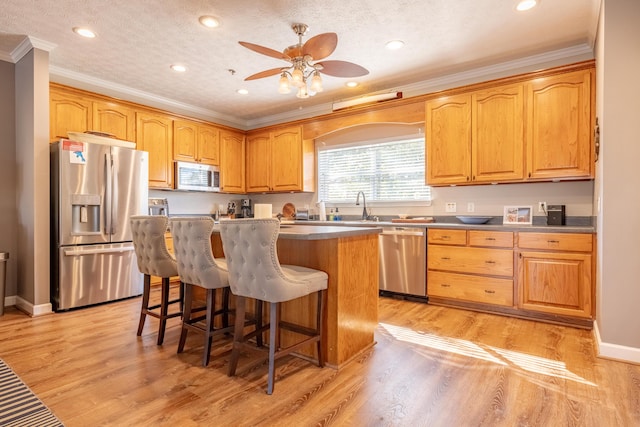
[[50, 139, 149, 311]]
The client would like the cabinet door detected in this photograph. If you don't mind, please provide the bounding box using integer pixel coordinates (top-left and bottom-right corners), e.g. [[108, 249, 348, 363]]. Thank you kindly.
[[197, 125, 220, 166], [50, 89, 92, 141], [246, 131, 272, 192], [271, 126, 302, 191], [92, 101, 136, 142], [173, 120, 197, 162], [526, 69, 594, 180], [472, 84, 524, 182], [425, 94, 471, 185], [518, 251, 592, 318], [220, 130, 245, 193], [136, 112, 173, 189]]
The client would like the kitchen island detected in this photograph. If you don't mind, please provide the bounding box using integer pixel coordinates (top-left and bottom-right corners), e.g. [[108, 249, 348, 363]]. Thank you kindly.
[[211, 224, 381, 368]]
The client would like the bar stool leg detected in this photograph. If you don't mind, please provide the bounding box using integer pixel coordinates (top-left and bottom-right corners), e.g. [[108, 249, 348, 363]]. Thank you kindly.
[[178, 284, 194, 354], [157, 277, 171, 345], [267, 301, 280, 395], [228, 296, 247, 376], [137, 274, 151, 336], [316, 290, 325, 367]]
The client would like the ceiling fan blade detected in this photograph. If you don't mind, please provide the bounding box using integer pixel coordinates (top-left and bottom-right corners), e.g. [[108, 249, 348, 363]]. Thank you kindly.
[[316, 60, 369, 77], [244, 68, 285, 81], [302, 32, 337, 60], [239, 41, 290, 61]]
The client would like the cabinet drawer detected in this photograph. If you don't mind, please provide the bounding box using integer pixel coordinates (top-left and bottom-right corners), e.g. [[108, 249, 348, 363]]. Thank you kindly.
[[428, 229, 467, 245], [428, 271, 513, 306], [469, 230, 514, 248], [428, 246, 513, 276], [518, 233, 593, 252]]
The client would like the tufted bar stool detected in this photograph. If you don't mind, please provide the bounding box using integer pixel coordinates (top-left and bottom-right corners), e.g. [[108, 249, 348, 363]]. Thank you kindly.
[[130, 215, 184, 346], [170, 216, 234, 367], [219, 218, 328, 395]]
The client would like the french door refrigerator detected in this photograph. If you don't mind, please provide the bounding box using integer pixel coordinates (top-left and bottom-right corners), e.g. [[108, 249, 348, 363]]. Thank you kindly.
[[51, 139, 148, 311]]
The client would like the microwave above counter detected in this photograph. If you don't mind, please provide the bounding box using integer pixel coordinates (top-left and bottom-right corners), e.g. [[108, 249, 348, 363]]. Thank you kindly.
[[175, 161, 220, 192]]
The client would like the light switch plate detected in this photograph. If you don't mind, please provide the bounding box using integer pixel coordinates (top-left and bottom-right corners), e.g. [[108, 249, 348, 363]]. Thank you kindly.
[[445, 202, 457, 213]]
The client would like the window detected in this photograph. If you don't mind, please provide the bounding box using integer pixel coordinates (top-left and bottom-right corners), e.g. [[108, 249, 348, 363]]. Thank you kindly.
[[317, 137, 431, 203]]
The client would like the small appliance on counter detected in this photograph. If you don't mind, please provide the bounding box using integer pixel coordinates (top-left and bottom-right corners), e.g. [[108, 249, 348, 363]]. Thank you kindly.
[[240, 198, 252, 218], [547, 204, 566, 225], [296, 208, 309, 220], [148, 198, 169, 216]]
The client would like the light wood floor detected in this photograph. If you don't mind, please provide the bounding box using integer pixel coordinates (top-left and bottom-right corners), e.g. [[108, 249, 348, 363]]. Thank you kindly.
[[0, 289, 638, 427]]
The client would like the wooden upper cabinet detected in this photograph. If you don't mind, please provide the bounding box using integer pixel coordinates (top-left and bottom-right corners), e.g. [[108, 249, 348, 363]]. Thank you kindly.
[[425, 94, 472, 185], [272, 126, 303, 192], [136, 112, 173, 189], [50, 88, 92, 141], [472, 84, 525, 182], [197, 125, 220, 165], [246, 131, 272, 193], [246, 125, 311, 193], [173, 120, 220, 166], [92, 101, 136, 141], [220, 129, 245, 194], [173, 120, 197, 162], [526, 68, 594, 180]]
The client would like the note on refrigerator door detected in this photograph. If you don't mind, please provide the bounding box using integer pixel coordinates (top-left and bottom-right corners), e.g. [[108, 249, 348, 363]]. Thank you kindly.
[[62, 139, 86, 164]]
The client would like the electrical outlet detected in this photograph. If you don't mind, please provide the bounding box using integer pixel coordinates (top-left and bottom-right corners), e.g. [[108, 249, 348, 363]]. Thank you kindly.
[[445, 202, 457, 213], [467, 202, 475, 212], [538, 201, 547, 213]]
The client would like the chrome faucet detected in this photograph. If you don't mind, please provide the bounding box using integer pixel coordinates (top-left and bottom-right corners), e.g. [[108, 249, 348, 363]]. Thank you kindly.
[[356, 191, 369, 220]]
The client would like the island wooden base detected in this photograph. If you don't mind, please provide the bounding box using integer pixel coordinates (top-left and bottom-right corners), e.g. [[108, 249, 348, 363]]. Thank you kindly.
[[211, 232, 379, 368]]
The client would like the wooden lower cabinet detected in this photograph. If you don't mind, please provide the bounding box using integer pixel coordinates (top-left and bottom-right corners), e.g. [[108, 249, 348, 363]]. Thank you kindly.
[[427, 228, 595, 327], [427, 229, 514, 307], [517, 232, 593, 319]]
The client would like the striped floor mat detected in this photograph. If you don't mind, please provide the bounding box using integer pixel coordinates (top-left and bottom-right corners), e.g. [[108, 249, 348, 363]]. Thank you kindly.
[[0, 359, 63, 427]]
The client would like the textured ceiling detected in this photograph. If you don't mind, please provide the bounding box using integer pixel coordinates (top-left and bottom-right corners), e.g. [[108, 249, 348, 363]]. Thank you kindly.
[[0, 0, 600, 128]]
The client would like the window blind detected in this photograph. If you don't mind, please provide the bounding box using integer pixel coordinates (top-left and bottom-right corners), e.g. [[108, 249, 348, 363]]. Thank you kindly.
[[317, 138, 431, 202]]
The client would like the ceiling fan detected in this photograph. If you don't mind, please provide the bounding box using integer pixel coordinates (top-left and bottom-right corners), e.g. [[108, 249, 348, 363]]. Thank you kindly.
[[239, 23, 369, 98]]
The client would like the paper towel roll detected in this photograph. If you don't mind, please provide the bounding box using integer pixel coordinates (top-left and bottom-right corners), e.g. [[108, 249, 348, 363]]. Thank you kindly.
[[317, 201, 327, 221], [254, 204, 272, 219]]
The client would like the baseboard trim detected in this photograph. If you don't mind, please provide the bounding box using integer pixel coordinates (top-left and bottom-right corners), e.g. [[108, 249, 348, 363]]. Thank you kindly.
[[14, 296, 53, 317], [594, 321, 640, 364]]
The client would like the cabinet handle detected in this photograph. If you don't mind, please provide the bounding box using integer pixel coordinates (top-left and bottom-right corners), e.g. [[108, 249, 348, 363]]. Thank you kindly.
[[484, 290, 496, 294], [441, 284, 451, 288], [548, 239, 560, 243], [441, 235, 451, 240], [441, 257, 451, 260], [485, 237, 496, 241], [485, 260, 496, 264]]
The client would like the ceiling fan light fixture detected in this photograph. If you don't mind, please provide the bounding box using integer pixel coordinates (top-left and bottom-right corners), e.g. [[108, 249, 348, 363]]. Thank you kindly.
[[291, 67, 304, 86], [311, 72, 323, 93], [346, 81, 359, 88], [278, 73, 291, 94], [296, 85, 309, 99]]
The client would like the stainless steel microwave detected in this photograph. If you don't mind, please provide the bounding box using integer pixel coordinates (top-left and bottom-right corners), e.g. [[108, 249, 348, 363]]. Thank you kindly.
[[175, 161, 220, 192]]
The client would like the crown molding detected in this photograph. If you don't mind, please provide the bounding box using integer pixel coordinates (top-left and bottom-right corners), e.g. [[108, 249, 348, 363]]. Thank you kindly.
[[48, 42, 593, 130]]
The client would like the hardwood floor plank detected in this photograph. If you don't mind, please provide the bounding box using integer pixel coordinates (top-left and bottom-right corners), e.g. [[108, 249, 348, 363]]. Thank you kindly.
[[1, 291, 640, 426]]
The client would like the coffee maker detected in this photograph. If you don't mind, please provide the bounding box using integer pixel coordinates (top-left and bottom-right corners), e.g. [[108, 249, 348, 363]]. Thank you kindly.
[[240, 198, 252, 218]]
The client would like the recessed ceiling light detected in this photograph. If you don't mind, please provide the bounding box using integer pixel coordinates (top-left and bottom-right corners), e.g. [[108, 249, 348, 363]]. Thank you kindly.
[[170, 64, 187, 72], [385, 40, 405, 50], [199, 16, 220, 28], [237, 89, 249, 95], [345, 81, 359, 88], [72, 27, 96, 38], [516, 0, 537, 11]]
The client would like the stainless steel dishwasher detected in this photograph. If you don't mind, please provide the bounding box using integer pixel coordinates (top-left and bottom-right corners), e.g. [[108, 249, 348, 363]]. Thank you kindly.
[[379, 226, 427, 299]]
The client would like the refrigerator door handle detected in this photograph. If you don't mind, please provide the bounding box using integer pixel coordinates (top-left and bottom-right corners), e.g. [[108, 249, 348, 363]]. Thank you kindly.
[[104, 152, 112, 235], [63, 246, 135, 256], [111, 154, 119, 235]]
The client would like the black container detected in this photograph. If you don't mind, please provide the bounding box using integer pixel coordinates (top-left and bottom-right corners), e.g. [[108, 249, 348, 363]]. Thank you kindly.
[[547, 205, 566, 225]]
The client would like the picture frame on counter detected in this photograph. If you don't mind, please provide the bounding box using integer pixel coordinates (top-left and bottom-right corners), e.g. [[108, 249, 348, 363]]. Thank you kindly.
[[503, 206, 532, 225]]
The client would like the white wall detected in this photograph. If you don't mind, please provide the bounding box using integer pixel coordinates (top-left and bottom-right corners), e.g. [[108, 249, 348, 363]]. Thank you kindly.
[[595, 0, 640, 360]]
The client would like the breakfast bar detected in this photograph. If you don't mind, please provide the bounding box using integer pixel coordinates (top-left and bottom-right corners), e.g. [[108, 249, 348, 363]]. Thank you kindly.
[[211, 224, 381, 368]]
